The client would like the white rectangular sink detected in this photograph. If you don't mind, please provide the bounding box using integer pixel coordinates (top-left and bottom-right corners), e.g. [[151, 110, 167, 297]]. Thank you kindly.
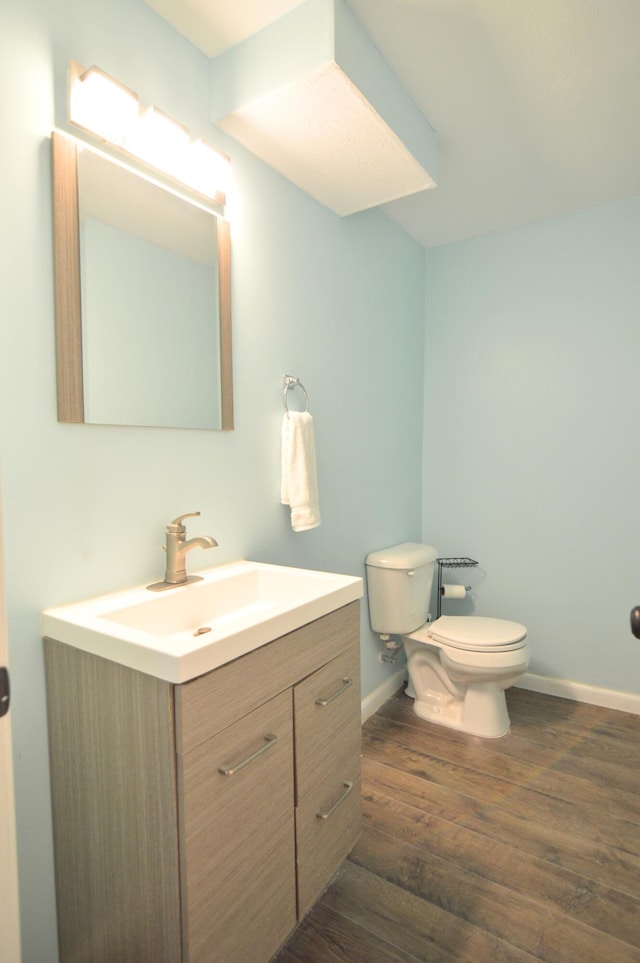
[[41, 560, 363, 682]]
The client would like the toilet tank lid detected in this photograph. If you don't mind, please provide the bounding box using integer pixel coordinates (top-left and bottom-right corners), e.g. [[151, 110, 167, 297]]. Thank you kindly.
[[366, 542, 438, 570]]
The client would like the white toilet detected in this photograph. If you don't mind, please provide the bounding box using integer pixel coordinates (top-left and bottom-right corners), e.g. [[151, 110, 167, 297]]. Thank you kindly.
[[365, 542, 529, 738]]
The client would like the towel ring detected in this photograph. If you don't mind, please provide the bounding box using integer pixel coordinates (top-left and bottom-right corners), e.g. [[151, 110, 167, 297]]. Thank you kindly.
[[283, 375, 310, 414]]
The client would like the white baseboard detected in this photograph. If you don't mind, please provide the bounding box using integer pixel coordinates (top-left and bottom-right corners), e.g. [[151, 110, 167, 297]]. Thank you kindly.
[[361, 669, 640, 722], [516, 672, 640, 716], [361, 668, 407, 722]]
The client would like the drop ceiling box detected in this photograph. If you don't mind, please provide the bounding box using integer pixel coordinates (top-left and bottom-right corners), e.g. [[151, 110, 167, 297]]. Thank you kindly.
[[210, 0, 437, 216]]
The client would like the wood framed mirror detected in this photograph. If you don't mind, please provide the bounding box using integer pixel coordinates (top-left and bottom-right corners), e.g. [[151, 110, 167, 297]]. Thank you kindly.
[[51, 131, 233, 430]]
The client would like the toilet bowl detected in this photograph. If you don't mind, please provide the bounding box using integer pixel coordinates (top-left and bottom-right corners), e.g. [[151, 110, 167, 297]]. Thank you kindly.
[[365, 543, 529, 738], [403, 616, 528, 737]]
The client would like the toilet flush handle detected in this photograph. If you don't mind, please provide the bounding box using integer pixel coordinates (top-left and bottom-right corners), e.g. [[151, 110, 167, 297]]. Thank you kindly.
[[407, 570, 415, 577]]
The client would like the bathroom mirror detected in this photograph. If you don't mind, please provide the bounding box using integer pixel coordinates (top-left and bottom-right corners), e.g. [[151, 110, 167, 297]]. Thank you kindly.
[[51, 131, 233, 430]]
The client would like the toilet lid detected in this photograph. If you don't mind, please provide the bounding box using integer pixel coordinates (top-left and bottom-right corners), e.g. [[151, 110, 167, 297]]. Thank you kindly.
[[429, 615, 527, 650]]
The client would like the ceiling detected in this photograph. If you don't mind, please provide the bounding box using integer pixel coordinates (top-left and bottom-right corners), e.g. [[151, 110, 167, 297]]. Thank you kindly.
[[144, 0, 640, 248]]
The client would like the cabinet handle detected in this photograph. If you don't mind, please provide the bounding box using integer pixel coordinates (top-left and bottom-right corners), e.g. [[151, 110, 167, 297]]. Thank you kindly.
[[316, 781, 354, 820], [315, 677, 353, 707], [218, 734, 278, 776]]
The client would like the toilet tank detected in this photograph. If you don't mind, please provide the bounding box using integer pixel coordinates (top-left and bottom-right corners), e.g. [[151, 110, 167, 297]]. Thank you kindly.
[[365, 542, 438, 635]]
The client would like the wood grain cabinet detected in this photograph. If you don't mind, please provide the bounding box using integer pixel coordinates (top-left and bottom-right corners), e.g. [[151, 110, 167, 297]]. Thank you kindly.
[[293, 646, 362, 917], [44, 601, 361, 963]]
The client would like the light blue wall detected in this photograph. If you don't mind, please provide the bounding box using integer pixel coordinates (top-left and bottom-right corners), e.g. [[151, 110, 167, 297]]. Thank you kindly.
[[424, 198, 640, 693], [0, 1, 425, 958]]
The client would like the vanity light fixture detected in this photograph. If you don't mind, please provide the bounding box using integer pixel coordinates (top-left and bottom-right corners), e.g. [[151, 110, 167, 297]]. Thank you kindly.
[[188, 139, 231, 198], [70, 65, 139, 146], [69, 61, 231, 205], [126, 105, 190, 176]]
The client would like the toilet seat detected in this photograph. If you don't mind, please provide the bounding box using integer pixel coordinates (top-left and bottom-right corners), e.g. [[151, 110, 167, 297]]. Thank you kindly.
[[406, 615, 528, 660], [427, 615, 527, 651], [405, 615, 530, 673]]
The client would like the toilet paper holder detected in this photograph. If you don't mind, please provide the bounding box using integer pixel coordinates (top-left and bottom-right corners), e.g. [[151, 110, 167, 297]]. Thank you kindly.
[[436, 556, 478, 619]]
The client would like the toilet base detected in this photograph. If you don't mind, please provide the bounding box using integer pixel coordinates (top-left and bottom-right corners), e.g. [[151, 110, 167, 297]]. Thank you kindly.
[[408, 681, 511, 738]]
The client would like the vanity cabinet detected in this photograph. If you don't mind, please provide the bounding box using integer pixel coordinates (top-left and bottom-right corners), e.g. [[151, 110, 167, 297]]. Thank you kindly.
[[44, 601, 361, 963]]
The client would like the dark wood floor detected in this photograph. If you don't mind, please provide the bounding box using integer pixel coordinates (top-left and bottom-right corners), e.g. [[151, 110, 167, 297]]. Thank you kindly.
[[275, 686, 640, 962]]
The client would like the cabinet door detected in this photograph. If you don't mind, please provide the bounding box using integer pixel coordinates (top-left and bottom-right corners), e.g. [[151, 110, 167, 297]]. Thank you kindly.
[[178, 690, 296, 963], [294, 647, 361, 803], [295, 773, 362, 918], [293, 648, 362, 916]]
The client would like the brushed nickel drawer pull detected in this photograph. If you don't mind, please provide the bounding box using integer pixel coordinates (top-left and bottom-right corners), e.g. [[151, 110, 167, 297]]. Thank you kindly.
[[316, 781, 354, 820], [218, 734, 278, 776], [315, 677, 353, 707]]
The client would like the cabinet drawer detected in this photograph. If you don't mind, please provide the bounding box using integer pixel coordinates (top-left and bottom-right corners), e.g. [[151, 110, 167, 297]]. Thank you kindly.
[[178, 689, 296, 963], [293, 647, 361, 803], [295, 773, 362, 917], [176, 602, 360, 753]]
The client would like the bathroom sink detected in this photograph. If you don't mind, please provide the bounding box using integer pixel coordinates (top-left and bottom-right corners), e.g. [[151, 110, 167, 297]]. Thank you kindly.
[[41, 560, 363, 682]]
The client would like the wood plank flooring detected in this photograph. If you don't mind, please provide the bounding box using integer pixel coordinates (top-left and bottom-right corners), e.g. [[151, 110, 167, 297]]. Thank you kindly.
[[274, 686, 640, 962]]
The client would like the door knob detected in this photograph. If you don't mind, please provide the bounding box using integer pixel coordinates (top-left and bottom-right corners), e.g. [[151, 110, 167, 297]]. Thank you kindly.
[[630, 606, 640, 639], [0, 667, 9, 718]]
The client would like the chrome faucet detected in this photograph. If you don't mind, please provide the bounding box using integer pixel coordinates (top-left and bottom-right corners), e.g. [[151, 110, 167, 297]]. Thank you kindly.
[[162, 512, 218, 585]]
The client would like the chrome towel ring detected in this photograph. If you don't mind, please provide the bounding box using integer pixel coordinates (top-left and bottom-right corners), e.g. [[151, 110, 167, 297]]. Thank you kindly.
[[283, 375, 310, 414]]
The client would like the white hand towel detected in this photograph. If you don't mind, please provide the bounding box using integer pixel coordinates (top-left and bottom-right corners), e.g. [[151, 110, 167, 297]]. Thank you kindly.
[[281, 411, 321, 532]]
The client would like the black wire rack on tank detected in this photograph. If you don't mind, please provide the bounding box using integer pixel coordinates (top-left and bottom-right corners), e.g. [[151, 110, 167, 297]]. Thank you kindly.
[[436, 557, 478, 619]]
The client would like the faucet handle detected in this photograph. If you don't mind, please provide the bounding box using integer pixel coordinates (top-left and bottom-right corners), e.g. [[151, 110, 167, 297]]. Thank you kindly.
[[167, 511, 201, 533]]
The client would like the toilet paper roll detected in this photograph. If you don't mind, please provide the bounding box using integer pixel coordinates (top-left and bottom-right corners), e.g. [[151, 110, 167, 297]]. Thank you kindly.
[[440, 583, 467, 599]]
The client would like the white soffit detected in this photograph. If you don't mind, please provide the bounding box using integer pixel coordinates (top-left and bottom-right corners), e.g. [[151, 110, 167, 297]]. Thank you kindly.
[[219, 62, 435, 216], [211, 0, 437, 216]]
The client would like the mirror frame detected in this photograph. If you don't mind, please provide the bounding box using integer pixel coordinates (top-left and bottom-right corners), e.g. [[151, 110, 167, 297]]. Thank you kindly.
[[51, 131, 233, 430]]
